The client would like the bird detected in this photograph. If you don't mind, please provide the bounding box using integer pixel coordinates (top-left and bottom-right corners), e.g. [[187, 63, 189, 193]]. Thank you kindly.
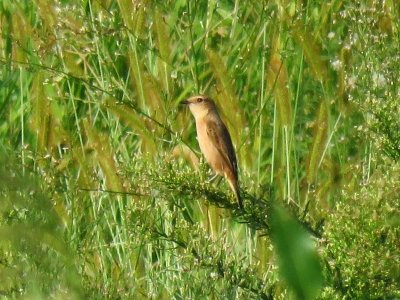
[[181, 95, 243, 209]]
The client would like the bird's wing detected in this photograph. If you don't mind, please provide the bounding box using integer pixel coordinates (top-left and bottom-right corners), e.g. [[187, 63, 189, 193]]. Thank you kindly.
[[206, 118, 238, 177]]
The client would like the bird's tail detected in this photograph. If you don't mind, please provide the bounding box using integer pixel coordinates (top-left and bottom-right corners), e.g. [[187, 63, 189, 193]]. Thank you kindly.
[[227, 177, 243, 210]]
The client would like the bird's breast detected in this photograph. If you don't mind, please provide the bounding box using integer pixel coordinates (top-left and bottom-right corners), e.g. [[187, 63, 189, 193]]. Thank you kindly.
[[196, 119, 224, 175]]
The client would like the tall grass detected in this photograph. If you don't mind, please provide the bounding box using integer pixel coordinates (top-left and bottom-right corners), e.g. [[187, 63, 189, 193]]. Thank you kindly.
[[0, 0, 399, 299]]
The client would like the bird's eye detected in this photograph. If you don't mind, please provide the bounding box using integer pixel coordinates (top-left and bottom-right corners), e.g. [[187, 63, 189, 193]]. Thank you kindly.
[[197, 98, 203, 103]]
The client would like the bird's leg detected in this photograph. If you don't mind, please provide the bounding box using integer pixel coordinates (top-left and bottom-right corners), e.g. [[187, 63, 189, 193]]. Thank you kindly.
[[207, 173, 222, 185], [207, 172, 219, 183]]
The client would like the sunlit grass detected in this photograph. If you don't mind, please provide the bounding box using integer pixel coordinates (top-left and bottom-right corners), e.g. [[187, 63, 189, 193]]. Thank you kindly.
[[0, 0, 399, 299]]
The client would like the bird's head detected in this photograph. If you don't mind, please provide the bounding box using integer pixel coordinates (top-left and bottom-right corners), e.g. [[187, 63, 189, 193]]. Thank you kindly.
[[181, 95, 217, 119]]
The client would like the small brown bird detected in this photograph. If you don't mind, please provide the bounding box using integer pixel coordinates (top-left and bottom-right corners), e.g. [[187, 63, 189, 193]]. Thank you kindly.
[[181, 95, 243, 209]]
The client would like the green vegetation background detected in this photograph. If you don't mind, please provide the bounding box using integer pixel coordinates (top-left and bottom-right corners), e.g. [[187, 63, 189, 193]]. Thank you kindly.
[[0, 0, 399, 299]]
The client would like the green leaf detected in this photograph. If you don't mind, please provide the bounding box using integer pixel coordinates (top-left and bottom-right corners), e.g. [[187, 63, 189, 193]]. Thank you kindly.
[[270, 204, 323, 300]]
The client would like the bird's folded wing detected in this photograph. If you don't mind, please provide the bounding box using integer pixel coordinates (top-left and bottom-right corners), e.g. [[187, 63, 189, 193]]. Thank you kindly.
[[206, 119, 238, 177]]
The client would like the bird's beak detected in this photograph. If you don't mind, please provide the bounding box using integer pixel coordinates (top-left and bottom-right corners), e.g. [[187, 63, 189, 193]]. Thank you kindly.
[[180, 99, 190, 105]]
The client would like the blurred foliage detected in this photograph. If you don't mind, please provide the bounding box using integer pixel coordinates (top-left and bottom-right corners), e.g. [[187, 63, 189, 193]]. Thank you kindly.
[[322, 162, 400, 298], [0, 0, 399, 299], [271, 204, 323, 300], [342, 1, 400, 162], [0, 149, 83, 298]]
